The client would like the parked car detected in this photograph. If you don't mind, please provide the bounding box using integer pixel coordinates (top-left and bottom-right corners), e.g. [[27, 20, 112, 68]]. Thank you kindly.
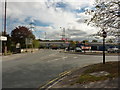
[[65, 47, 69, 51], [65, 47, 75, 52], [107, 48, 119, 53], [75, 47, 82, 52]]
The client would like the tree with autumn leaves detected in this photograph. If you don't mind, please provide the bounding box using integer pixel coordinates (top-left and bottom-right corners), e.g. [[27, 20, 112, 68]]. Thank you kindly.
[[11, 26, 35, 48]]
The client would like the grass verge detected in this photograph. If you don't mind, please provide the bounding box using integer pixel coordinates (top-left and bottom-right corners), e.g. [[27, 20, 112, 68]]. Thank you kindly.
[[76, 61, 119, 84]]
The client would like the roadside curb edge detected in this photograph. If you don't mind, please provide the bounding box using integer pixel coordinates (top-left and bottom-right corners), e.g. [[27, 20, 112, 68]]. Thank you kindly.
[[39, 71, 71, 90]]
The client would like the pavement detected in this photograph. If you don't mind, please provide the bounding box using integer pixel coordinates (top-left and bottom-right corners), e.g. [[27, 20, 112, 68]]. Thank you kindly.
[[52, 78, 119, 88], [64, 50, 119, 56], [2, 49, 118, 88]]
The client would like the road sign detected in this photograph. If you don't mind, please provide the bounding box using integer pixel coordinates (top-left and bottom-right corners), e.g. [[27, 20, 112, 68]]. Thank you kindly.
[[0, 36, 7, 41]]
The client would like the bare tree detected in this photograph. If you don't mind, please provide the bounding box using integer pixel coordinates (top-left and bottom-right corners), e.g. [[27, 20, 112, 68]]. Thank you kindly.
[[86, 0, 120, 37]]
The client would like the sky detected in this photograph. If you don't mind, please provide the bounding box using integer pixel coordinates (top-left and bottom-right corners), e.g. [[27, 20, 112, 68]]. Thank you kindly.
[[0, 0, 105, 41]]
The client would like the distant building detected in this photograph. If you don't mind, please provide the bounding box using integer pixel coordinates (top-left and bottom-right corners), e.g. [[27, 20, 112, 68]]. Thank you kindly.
[[39, 41, 69, 49], [89, 42, 119, 51], [40, 41, 119, 51], [76, 42, 119, 51]]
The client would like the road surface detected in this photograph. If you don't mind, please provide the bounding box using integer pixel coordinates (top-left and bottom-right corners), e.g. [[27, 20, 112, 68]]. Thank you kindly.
[[2, 49, 118, 88]]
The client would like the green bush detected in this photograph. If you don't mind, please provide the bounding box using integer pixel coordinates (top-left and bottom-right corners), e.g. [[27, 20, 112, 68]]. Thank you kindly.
[[32, 40, 40, 48]]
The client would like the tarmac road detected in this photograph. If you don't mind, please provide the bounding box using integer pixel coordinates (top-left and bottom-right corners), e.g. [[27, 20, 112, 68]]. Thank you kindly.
[[2, 49, 118, 88]]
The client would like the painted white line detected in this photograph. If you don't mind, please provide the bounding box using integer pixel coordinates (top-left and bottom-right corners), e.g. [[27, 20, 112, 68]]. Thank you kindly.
[[73, 57, 78, 59], [62, 57, 68, 59], [49, 54, 55, 56], [47, 58, 59, 62], [54, 59, 59, 61]]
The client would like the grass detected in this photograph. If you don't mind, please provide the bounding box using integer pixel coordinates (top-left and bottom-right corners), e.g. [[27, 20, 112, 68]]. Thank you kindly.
[[84, 61, 119, 74], [76, 61, 119, 84], [76, 74, 116, 84]]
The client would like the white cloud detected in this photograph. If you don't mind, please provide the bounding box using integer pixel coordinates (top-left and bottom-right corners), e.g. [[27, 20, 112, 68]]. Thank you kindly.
[[0, 0, 101, 41]]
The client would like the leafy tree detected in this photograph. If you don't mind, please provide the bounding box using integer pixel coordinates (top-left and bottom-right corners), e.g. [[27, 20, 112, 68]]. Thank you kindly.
[[32, 40, 40, 48], [86, 0, 120, 36], [92, 40, 98, 42], [106, 39, 113, 43], [69, 41, 76, 48], [11, 26, 35, 48], [82, 40, 89, 43], [76, 41, 79, 44]]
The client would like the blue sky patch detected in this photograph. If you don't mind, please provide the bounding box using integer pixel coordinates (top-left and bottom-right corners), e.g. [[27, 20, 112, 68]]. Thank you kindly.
[[33, 20, 51, 27], [24, 17, 51, 27], [55, 2, 68, 9]]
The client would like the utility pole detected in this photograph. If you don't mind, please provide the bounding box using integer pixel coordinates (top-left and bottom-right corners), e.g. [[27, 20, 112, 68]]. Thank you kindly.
[[4, 1, 7, 35], [45, 32, 46, 40], [25, 38, 28, 52], [60, 27, 65, 42], [29, 21, 35, 31], [67, 28, 70, 41], [29, 21, 34, 52], [63, 28, 65, 42], [60, 27, 66, 72], [3, 0, 7, 55]]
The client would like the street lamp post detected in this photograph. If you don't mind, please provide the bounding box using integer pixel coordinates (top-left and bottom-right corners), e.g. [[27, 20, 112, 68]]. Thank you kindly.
[[102, 29, 107, 64]]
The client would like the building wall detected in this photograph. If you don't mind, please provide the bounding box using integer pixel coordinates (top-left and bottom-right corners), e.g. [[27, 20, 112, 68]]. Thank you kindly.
[[40, 41, 119, 51]]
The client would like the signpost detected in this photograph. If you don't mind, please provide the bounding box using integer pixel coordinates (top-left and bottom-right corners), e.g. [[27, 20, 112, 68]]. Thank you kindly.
[[0, 36, 7, 41], [0, 36, 7, 55]]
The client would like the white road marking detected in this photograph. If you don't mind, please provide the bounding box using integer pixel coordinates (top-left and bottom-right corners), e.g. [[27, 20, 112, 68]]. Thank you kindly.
[[73, 57, 78, 59], [47, 58, 59, 62], [54, 59, 59, 61], [48, 56, 69, 62], [49, 54, 56, 56], [62, 57, 68, 59]]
